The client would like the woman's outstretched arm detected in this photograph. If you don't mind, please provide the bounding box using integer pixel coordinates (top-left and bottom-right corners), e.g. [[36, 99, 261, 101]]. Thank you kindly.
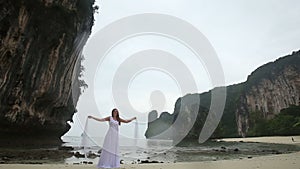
[[120, 117, 137, 123], [88, 115, 110, 122]]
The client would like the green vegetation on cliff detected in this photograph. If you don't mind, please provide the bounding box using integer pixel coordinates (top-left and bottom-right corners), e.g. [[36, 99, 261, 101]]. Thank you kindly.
[[248, 105, 300, 136]]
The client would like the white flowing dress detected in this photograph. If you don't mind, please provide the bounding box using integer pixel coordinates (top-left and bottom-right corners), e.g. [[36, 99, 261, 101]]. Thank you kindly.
[[97, 116, 120, 168]]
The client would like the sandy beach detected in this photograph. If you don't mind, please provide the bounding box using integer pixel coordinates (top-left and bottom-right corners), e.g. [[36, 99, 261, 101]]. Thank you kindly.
[[1, 136, 299, 169], [220, 135, 300, 145], [1, 151, 299, 169]]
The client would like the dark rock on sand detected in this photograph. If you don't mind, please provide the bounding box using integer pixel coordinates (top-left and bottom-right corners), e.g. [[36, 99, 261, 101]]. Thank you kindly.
[[82, 161, 93, 164], [58, 146, 74, 151], [140, 160, 161, 164], [74, 152, 85, 158], [87, 151, 99, 158], [0, 148, 73, 164], [233, 148, 239, 152]]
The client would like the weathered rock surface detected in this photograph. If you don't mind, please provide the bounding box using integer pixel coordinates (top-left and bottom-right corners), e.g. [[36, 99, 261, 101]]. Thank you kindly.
[[0, 0, 94, 143], [236, 51, 300, 136], [145, 50, 300, 140]]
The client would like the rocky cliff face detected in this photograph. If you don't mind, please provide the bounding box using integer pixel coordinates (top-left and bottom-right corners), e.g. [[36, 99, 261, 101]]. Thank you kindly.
[[145, 50, 300, 141], [0, 0, 94, 142], [236, 51, 300, 136]]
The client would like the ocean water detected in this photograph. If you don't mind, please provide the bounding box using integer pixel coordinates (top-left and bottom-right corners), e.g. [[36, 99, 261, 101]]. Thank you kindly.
[[61, 136, 300, 164]]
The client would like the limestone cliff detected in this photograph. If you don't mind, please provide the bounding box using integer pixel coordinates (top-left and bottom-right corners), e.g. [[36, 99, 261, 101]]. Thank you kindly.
[[0, 0, 94, 142], [236, 51, 300, 136], [145, 50, 300, 141]]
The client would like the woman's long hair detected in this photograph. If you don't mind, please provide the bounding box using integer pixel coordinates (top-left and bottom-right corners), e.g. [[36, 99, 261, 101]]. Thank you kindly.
[[112, 108, 121, 125]]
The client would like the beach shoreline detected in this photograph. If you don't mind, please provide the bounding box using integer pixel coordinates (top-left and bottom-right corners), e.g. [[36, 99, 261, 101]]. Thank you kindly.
[[0, 151, 299, 169], [219, 135, 300, 145], [0, 136, 299, 168]]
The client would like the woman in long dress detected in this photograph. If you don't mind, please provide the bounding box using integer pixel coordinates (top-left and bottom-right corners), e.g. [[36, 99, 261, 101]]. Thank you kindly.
[[88, 108, 136, 168]]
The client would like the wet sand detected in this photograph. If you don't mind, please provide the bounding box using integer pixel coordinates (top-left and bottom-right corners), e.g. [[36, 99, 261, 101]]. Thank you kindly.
[[220, 135, 300, 145], [0, 151, 299, 169]]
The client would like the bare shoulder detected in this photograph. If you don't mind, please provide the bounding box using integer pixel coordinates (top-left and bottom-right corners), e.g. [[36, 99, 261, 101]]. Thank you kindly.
[[119, 117, 126, 122]]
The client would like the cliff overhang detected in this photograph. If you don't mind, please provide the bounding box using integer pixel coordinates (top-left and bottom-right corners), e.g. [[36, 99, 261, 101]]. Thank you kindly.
[[0, 0, 95, 144]]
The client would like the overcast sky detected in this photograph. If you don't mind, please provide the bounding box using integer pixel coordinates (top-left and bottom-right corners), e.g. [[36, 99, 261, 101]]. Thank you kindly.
[[64, 0, 300, 138]]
